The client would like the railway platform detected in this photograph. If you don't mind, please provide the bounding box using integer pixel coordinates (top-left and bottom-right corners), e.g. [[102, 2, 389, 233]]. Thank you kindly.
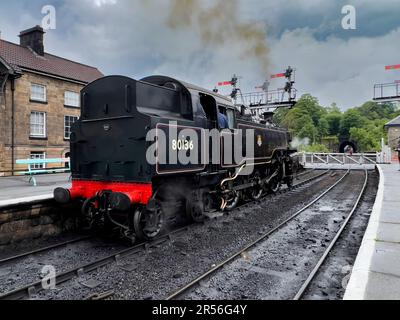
[[345, 163, 400, 300], [0, 173, 70, 208]]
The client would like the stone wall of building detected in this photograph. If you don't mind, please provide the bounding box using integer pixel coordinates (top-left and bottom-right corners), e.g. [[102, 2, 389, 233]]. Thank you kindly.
[[0, 80, 11, 176], [0, 72, 84, 175], [388, 127, 400, 150]]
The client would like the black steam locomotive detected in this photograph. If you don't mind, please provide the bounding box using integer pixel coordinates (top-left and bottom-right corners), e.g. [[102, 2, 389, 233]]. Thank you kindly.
[[54, 75, 295, 242]]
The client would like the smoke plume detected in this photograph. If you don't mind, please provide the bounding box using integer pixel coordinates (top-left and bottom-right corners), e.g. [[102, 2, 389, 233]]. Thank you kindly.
[[166, 0, 270, 73], [291, 137, 310, 150]]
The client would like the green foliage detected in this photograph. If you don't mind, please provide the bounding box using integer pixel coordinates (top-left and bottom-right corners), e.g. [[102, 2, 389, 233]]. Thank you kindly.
[[273, 108, 289, 125], [300, 143, 330, 153], [275, 95, 399, 152], [340, 109, 366, 136], [292, 94, 326, 126], [322, 112, 342, 136], [318, 117, 329, 137], [349, 119, 388, 152]]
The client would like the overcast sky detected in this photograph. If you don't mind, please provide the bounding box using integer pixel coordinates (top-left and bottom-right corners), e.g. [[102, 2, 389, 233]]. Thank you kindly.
[[1, 0, 400, 109]]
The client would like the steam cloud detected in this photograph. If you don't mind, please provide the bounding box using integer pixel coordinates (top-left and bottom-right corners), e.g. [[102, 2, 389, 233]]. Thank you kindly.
[[53, 0, 271, 92], [291, 137, 310, 150], [166, 0, 270, 74]]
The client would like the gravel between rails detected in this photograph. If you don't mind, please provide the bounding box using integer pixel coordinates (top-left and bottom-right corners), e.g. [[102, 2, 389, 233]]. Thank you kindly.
[[177, 171, 373, 300], [300, 170, 378, 300], [0, 237, 128, 295], [37, 171, 342, 300]]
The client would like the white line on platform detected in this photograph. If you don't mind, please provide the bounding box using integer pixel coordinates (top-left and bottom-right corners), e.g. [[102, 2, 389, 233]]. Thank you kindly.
[[344, 165, 384, 300], [0, 194, 54, 208]]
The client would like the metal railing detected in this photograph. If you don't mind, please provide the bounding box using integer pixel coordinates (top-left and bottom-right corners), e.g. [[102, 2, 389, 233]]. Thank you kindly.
[[299, 152, 390, 170], [15, 158, 71, 186], [241, 88, 297, 108], [373, 82, 400, 101]]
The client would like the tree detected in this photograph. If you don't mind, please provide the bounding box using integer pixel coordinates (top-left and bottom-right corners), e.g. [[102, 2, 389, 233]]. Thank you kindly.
[[325, 102, 341, 114], [298, 122, 318, 142], [318, 117, 329, 137], [322, 112, 342, 136], [349, 119, 388, 152], [293, 94, 326, 126], [302, 143, 330, 153], [275, 93, 396, 153], [357, 101, 398, 121], [273, 107, 289, 126], [282, 108, 312, 133], [340, 109, 366, 136]]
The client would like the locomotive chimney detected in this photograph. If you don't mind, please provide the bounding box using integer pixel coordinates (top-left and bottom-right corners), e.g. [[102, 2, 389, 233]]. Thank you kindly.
[[19, 25, 45, 56]]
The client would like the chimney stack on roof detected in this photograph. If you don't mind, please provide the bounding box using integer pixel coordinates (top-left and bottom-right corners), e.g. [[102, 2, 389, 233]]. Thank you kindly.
[[19, 25, 45, 56]]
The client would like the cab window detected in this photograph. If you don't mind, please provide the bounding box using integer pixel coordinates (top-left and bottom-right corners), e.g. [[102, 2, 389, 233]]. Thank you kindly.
[[226, 108, 235, 129]]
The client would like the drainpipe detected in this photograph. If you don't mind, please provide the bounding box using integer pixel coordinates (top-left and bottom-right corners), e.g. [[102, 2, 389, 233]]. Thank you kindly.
[[11, 78, 15, 175]]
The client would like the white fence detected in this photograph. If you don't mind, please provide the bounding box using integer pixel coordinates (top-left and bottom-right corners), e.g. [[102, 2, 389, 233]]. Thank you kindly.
[[299, 152, 391, 170]]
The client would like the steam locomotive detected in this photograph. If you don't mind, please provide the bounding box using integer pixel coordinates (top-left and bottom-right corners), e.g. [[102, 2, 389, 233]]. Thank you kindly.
[[54, 75, 295, 242]]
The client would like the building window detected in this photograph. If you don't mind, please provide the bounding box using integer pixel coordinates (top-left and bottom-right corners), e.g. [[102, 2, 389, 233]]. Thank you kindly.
[[30, 152, 46, 170], [31, 84, 47, 102], [30, 112, 46, 138], [64, 116, 79, 139], [65, 91, 80, 108]]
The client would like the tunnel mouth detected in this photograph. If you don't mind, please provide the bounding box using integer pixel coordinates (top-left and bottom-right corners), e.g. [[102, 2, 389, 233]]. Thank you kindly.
[[339, 141, 357, 153]]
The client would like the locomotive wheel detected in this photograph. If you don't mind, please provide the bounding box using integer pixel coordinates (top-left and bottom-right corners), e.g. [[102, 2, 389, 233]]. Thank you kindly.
[[133, 206, 164, 240], [285, 176, 294, 189], [250, 173, 263, 200], [81, 197, 99, 230], [186, 201, 205, 222], [268, 160, 283, 193], [224, 190, 240, 211], [270, 179, 282, 193]]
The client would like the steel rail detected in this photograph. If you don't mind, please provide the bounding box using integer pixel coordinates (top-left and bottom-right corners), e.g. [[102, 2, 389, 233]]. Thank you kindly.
[[0, 226, 190, 300], [0, 169, 330, 300], [295, 169, 316, 179], [166, 170, 350, 300], [0, 235, 92, 266], [293, 169, 369, 300]]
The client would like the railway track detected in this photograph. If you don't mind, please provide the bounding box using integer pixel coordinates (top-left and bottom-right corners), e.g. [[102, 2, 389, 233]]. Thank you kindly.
[[293, 170, 368, 300], [294, 169, 315, 179], [166, 169, 367, 300], [0, 169, 330, 300], [0, 235, 92, 266]]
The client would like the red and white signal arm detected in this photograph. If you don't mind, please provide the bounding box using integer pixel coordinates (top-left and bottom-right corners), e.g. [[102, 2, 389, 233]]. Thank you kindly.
[[218, 81, 232, 86], [385, 64, 400, 70], [270, 73, 286, 79]]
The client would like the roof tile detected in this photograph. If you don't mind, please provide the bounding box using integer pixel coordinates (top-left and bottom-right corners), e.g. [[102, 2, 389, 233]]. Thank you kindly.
[[386, 115, 400, 127], [0, 39, 103, 83]]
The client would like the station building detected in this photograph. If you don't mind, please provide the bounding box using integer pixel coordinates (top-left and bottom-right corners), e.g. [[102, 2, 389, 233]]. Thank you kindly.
[[0, 26, 103, 176], [385, 115, 400, 150]]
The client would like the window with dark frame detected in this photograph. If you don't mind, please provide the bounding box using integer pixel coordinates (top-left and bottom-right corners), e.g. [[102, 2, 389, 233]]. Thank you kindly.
[[64, 116, 79, 139]]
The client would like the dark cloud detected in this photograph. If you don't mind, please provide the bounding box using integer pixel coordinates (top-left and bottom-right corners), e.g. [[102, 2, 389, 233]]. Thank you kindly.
[[0, 0, 399, 109]]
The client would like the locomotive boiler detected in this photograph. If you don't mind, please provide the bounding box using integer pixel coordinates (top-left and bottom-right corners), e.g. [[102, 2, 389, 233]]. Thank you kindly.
[[54, 75, 295, 242]]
